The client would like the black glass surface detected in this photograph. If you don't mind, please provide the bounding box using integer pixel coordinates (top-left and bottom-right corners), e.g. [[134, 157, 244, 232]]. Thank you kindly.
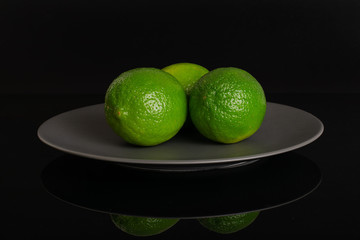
[[41, 152, 321, 218], [2, 93, 360, 238]]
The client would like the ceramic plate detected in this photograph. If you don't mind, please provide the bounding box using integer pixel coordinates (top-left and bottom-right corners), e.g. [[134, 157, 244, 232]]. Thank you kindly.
[[37, 102, 324, 165]]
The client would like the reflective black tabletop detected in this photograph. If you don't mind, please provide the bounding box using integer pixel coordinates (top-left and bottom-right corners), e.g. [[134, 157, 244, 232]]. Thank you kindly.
[[41, 152, 321, 218], [2, 93, 359, 238]]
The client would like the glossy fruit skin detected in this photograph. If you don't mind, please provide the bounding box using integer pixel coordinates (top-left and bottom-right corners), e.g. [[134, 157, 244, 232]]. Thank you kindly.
[[105, 68, 187, 146], [111, 214, 179, 237], [189, 67, 266, 144], [198, 212, 260, 234], [162, 63, 209, 95]]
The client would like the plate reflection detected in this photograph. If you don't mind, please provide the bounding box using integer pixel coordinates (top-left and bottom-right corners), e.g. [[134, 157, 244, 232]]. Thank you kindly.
[[41, 152, 321, 218]]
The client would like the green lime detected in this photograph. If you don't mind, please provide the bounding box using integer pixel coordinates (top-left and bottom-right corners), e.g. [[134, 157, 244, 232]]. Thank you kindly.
[[111, 214, 179, 237], [162, 63, 209, 95], [189, 67, 266, 144], [105, 68, 187, 146], [198, 212, 260, 234]]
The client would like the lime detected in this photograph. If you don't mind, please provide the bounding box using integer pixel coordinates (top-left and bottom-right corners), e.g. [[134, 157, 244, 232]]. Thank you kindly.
[[111, 214, 179, 237], [198, 212, 260, 234], [105, 68, 187, 146], [162, 63, 209, 95], [189, 67, 266, 144]]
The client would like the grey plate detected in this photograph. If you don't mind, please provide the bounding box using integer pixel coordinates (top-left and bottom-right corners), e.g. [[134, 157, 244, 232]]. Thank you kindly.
[[37, 102, 324, 165]]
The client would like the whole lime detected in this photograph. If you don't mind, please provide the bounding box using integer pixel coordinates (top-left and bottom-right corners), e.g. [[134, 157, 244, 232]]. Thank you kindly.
[[105, 68, 187, 146], [198, 212, 260, 234], [189, 67, 266, 144], [162, 63, 209, 95], [111, 214, 179, 237]]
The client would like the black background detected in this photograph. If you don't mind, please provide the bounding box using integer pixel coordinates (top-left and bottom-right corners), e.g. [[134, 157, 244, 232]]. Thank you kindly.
[[1, 0, 360, 239], [2, 0, 360, 94]]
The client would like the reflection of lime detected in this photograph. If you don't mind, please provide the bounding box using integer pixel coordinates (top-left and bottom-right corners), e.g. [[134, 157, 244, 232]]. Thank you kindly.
[[198, 212, 260, 234], [162, 63, 209, 95], [110, 214, 179, 237], [104, 68, 187, 146], [189, 67, 266, 144]]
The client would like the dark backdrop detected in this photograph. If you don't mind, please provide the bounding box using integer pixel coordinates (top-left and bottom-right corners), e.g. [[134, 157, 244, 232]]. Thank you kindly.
[[2, 0, 360, 95], [2, 1, 360, 238]]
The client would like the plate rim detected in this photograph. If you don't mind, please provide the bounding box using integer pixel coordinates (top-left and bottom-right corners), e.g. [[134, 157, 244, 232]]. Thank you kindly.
[[37, 102, 324, 165]]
